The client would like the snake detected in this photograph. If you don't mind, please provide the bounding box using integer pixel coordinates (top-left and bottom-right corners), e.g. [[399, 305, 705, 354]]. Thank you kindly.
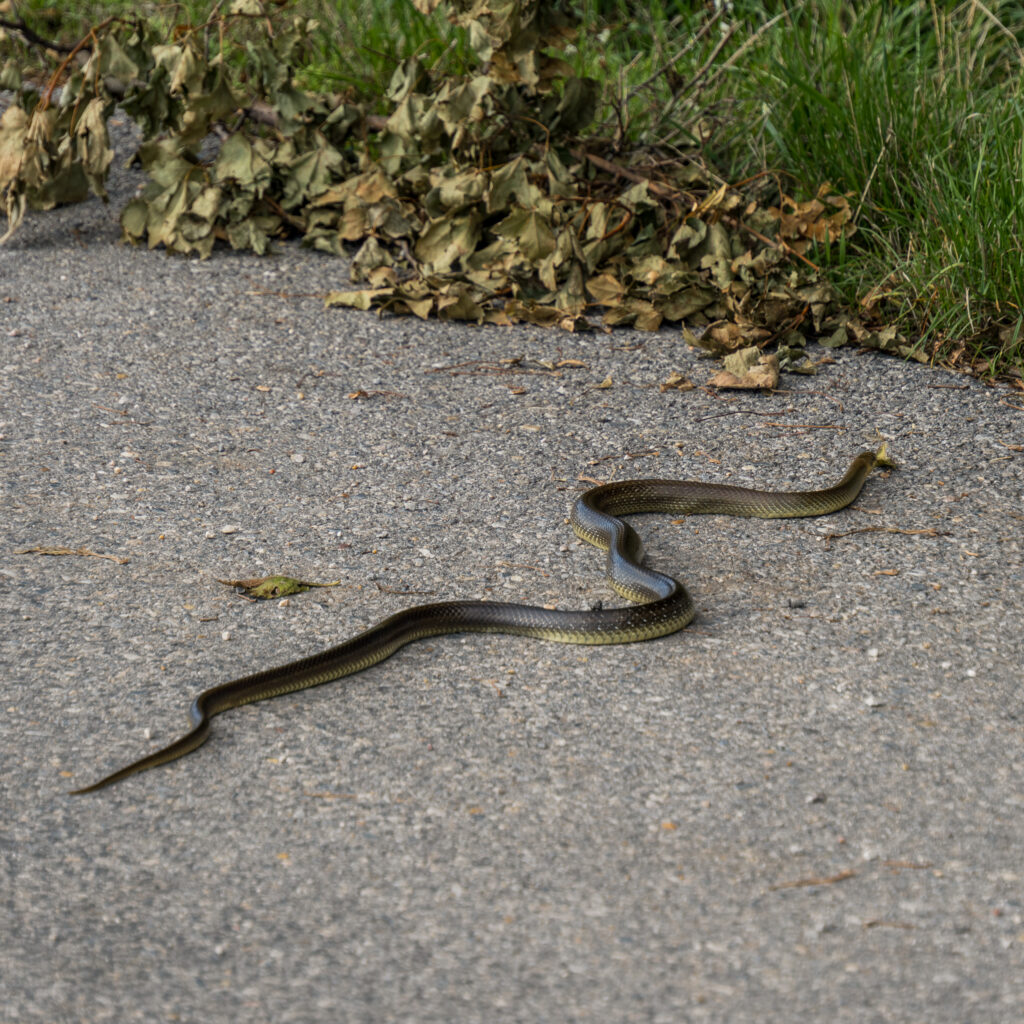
[[70, 445, 890, 794]]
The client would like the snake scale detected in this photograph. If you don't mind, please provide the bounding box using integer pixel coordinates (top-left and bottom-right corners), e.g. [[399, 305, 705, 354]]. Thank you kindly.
[[70, 445, 890, 793]]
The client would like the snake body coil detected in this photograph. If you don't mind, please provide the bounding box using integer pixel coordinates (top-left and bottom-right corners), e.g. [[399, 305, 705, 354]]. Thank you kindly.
[[70, 447, 888, 793]]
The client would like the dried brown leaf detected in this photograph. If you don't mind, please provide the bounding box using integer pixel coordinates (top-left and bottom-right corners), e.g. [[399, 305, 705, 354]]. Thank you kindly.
[[710, 349, 779, 390]]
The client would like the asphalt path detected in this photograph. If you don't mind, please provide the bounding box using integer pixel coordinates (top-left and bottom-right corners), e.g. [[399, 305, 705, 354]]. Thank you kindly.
[[2, 139, 1023, 1023]]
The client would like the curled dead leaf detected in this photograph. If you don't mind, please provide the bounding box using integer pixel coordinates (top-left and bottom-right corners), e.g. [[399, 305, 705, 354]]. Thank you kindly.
[[709, 349, 779, 390], [218, 575, 340, 599], [686, 320, 771, 356], [660, 371, 695, 392]]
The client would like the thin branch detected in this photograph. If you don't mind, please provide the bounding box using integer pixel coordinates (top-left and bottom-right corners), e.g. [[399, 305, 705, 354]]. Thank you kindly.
[[688, 10, 789, 98], [0, 13, 76, 54], [595, 7, 723, 134], [721, 212, 822, 273], [656, 10, 789, 146], [627, 9, 722, 102], [655, 22, 737, 127], [40, 16, 117, 109]]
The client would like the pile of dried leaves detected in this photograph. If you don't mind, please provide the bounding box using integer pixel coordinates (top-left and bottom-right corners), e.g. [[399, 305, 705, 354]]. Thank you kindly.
[[0, 0, 919, 381]]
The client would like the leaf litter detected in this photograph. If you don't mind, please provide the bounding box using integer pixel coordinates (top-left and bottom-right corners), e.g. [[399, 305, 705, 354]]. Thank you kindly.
[[0, 1, 914, 374]]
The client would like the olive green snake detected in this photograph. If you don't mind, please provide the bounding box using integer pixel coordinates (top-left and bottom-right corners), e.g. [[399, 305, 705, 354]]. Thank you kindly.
[[70, 445, 891, 794]]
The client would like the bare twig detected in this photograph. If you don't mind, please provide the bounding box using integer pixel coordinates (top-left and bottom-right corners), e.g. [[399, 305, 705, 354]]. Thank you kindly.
[[657, 21, 738, 126], [854, 120, 895, 224], [40, 16, 117, 109], [687, 10, 789, 99], [823, 526, 949, 550], [595, 6, 724, 134], [722, 213, 822, 272], [16, 546, 128, 564], [0, 11, 76, 54], [769, 868, 856, 891]]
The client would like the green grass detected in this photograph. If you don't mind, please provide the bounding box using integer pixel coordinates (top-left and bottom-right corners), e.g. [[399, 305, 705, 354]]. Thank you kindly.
[[4, 0, 1023, 374], [728, 0, 1024, 374], [298, 1, 473, 96]]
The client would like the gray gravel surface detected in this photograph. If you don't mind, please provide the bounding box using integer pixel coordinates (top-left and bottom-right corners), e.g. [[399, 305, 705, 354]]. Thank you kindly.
[[2, 126, 1023, 1024]]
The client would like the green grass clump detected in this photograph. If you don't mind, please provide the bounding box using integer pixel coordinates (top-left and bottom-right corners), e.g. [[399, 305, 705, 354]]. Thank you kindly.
[[732, 0, 1024, 374]]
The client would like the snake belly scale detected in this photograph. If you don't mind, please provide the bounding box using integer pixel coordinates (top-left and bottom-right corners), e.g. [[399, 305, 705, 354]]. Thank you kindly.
[[70, 446, 889, 794]]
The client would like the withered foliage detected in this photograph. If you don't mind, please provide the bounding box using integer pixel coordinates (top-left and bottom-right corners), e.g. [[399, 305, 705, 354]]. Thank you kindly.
[[1, 0, 908, 371]]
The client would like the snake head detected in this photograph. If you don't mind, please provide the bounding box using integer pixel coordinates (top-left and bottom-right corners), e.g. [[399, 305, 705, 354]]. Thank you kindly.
[[873, 442, 896, 470]]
